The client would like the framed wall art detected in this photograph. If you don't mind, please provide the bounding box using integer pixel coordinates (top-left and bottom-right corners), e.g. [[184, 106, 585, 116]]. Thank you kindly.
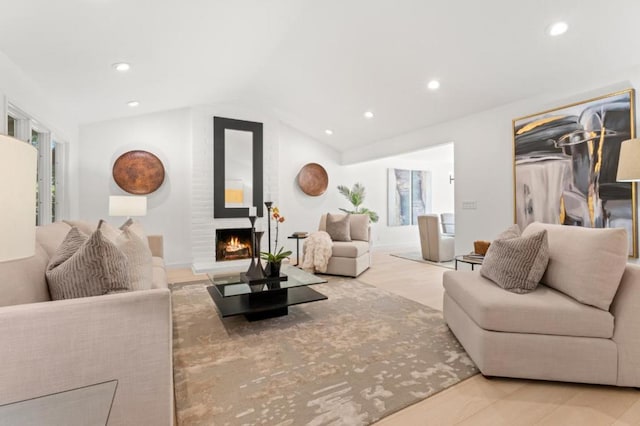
[[387, 168, 432, 226], [512, 89, 637, 257]]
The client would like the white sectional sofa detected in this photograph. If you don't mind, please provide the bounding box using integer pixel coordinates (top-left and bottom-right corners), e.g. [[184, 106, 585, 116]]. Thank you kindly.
[[443, 222, 640, 387], [0, 221, 174, 425]]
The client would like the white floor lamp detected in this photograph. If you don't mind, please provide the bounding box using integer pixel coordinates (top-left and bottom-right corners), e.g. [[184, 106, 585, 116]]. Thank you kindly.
[[0, 135, 37, 262]]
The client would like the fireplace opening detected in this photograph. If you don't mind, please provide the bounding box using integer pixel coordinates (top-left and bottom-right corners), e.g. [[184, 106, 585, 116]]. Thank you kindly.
[[216, 228, 253, 261]]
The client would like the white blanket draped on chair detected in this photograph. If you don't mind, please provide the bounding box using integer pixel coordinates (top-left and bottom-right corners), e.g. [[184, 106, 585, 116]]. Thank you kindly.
[[302, 231, 333, 273]]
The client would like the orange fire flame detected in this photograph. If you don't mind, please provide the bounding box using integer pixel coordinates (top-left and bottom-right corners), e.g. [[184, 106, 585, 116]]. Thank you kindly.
[[225, 236, 248, 253]]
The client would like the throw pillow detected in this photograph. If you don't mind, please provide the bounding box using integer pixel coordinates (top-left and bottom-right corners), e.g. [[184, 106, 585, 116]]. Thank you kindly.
[[120, 218, 150, 249], [496, 224, 521, 240], [521, 222, 628, 310], [349, 214, 370, 241], [45, 224, 131, 300], [480, 230, 549, 294], [102, 220, 154, 291], [325, 213, 352, 242]]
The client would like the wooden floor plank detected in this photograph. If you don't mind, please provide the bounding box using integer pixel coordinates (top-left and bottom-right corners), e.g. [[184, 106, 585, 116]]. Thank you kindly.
[[168, 247, 640, 426]]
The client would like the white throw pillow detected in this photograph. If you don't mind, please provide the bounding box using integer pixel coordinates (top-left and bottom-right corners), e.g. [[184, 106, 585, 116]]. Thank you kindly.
[[102, 220, 153, 291], [349, 214, 370, 241], [521, 222, 627, 310]]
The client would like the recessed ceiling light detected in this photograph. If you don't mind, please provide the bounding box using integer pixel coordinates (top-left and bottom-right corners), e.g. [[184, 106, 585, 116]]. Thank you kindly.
[[113, 62, 131, 72], [127, 100, 140, 107], [325, 129, 333, 135], [364, 111, 374, 119], [427, 80, 440, 90], [548, 21, 568, 36]]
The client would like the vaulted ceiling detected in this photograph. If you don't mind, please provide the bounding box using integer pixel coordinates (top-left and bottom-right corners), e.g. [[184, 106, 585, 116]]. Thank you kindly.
[[1, 0, 639, 151]]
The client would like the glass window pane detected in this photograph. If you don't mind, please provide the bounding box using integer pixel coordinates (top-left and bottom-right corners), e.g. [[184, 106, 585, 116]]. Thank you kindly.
[[7, 116, 15, 137], [32, 130, 40, 225], [51, 140, 56, 222]]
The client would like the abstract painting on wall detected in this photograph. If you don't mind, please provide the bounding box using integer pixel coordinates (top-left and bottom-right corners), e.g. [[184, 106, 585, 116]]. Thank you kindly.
[[512, 89, 637, 256], [388, 168, 432, 226]]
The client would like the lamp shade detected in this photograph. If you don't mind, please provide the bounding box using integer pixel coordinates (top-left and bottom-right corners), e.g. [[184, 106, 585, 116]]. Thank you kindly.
[[109, 196, 147, 217], [0, 135, 37, 262], [617, 138, 640, 182]]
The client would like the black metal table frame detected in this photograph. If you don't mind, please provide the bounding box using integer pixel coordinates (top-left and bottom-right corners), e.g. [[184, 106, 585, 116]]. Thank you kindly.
[[287, 234, 308, 266], [454, 255, 483, 271]]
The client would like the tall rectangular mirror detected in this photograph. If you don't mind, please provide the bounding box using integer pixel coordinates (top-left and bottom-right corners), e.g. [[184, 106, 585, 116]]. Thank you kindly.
[[213, 116, 263, 218]]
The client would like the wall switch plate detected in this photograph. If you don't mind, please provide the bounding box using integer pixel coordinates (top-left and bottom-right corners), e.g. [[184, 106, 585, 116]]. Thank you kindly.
[[462, 201, 477, 210]]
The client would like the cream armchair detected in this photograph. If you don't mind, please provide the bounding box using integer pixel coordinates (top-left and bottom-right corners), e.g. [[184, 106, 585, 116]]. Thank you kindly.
[[418, 214, 455, 262], [317, 213, 371, 277]]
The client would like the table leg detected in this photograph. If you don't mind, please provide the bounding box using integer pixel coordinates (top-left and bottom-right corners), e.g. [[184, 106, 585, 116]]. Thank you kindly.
[[471, 264, 475, 271], [295, 238, 301, 266], [455, 258, 459, 270]]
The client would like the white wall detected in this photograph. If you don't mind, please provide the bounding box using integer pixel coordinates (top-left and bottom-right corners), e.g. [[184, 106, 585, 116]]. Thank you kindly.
[[78, 108, 192, 267], [277, 125, 454, 253], [342, 69, 640, 259]]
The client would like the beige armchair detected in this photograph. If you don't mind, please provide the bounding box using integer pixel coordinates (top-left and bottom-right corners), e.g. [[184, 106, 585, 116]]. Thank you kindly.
[[317, 213, 371, 277], [441, 212, 455, 236], [418, 214, 455, 262]]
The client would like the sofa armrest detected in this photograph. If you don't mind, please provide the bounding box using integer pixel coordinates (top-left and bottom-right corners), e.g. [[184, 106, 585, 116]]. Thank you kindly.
[[0, 289, 173, 425], [611, 263, 640, 387], [148, 235, 164, 258]]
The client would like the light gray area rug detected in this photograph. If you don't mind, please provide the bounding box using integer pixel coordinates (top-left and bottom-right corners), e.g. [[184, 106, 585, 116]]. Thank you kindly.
[[171, 279, 477, 426], [390, 251, 455, 270]]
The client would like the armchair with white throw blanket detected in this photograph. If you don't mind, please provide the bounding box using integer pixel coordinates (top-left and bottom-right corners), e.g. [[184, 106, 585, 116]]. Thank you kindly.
[[303, 213, 371, 277]]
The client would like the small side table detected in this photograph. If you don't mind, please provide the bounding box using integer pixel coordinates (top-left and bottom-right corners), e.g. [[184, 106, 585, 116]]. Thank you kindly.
[[288, 234, 308, 266], [454, 255, 483, 271]]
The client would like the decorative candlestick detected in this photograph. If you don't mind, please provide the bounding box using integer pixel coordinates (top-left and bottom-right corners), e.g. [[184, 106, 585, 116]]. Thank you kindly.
[[264, 201, 273, 254], [244, 215, 265, 281]]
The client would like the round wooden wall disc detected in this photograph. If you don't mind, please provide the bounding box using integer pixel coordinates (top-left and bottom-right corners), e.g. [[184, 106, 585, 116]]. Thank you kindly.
[[297, 163, 328, 196], [112, 150, 165, 195]]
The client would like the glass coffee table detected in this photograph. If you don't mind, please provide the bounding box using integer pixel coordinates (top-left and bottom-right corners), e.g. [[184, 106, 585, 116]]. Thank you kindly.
[[207, 264, 328, 321]]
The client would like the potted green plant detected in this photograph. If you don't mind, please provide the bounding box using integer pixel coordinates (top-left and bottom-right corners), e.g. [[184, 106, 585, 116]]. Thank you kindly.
[[260, 206, 292, 277], [337, 183, 379, 223]]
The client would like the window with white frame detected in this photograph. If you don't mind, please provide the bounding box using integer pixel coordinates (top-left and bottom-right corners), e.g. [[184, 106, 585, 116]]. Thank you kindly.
[[6, 105, 65, 225]]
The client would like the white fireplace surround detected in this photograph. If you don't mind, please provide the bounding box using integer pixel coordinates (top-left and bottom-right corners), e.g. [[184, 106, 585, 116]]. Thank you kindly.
[[190, 106, 279, 275]]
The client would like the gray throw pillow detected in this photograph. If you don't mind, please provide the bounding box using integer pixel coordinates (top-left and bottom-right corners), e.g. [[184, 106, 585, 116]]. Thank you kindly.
[[496, 224, 521, 240], [326, 213, 351, 242], [46, 224, 131, 300], [480, 230, 549, 294]]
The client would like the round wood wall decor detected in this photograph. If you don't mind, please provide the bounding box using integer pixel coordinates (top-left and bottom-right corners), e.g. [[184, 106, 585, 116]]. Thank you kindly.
[[297, 163, 329, 196], [112, 150, 165, 195]]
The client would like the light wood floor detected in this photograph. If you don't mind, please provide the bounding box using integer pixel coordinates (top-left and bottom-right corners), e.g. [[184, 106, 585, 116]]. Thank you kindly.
[[167, 250, 640, 426]]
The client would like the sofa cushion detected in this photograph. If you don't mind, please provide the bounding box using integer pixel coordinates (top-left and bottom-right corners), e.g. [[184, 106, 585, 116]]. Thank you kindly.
[[63, 219, 95, 236], [0, 243, 52, 306], [36, 222, 73, 258], [326, 213, 351, 242], [152, 262, 168, 289], [480, 230, 549, 294], [522, 222, 628, 311], [46, 226, 131, 300], [496, 223, 521, 239], [331, 241, 369, 258], [349, 214, 370, 241], [443, 270, 614, 338], [101, 221, 153, 291]]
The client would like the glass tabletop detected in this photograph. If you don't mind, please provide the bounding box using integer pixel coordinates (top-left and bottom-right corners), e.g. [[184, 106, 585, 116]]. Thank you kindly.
[[208, 264, 327, 297], [0, 380, 117, 426]]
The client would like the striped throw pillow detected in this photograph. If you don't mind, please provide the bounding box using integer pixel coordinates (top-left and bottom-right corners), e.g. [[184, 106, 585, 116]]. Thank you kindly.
[[45, 224, 131, 300], [480, 230, 549, 294]]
